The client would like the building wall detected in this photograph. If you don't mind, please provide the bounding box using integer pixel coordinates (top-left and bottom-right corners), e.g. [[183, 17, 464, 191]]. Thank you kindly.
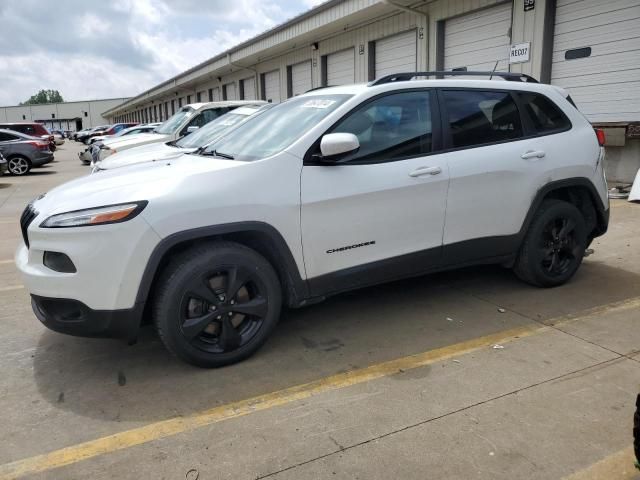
[[103, 0, 638, 183], [0, 98, 130, 131]]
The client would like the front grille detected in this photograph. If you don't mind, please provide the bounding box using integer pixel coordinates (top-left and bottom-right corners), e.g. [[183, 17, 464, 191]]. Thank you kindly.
[[20, 204, 38, 248]]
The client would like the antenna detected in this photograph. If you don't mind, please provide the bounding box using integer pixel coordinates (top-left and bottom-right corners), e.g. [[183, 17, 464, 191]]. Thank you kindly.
[[489, 60, 500, 80]]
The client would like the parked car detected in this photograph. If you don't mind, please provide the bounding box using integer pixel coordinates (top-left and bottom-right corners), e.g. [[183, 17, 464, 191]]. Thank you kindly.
[[71, 128, 91, 141], [76, 125, 110, 144], [97, 101, 266, 162], [0, 151, 7, 176], [85, 123, 138, 145], [0, 128, 53, 175], [52, 132, 65, 145], [16, 73, 609, 367], [91, 123, 160, 145], [95, 106, 269, 170], [79, 124, 162, 164], [0, 122, 55, 152]]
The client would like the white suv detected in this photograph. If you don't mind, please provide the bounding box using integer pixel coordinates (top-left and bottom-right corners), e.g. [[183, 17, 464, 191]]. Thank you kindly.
[[16, 72, 609, 367], [97, 101, 265, 161]]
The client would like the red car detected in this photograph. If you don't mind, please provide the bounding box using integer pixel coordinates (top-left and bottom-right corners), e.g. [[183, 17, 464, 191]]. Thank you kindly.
[[0, 122, 56, 151]]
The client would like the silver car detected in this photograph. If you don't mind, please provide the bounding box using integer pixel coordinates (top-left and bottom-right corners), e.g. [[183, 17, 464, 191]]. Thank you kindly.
[[0, 129, 54, 175]]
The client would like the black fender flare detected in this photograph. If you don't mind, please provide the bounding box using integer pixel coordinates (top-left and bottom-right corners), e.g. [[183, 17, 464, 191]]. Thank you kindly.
[[134, 221, 309, 310]]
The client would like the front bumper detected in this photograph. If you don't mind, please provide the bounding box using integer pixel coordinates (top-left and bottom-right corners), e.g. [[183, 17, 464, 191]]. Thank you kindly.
[[16, 212, 161, 312], [31, 295, 142, 340], [78, 149, 92, 163]]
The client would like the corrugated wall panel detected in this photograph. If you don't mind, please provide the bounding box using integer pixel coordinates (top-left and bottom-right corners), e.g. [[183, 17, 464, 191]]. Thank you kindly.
[[444, 3, 512, 72], [327, 48, 355, 85], [374, 29, 417, 78], [551, 0, 640, 121], [241, 77, 257, 100], [263, 70, 281, 103], [292, 61, 313, 96]]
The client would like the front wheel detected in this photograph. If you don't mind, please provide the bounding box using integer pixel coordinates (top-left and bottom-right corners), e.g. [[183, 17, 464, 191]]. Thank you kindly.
[[153, 241, 282, 367], [7, 156, 31, 176], [514, 199, 588, 287]]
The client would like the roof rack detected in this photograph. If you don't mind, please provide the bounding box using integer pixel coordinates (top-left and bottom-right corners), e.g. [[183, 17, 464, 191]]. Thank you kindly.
[[369, 71, 539, 86]]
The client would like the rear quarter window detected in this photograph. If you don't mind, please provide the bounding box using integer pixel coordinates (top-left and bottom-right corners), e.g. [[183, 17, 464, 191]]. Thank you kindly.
[[517, 92, 571, 134]]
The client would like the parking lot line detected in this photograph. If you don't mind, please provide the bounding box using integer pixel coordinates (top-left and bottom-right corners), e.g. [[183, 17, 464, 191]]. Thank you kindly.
[[0, 324, 543, 479], [0, 259, 14, 265], [0, 285, 23, 292], [562, 446, 638, 480], [0, 295, 638, 479]]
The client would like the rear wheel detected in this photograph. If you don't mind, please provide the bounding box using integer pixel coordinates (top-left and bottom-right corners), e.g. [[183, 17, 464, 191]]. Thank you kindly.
[[153, 241, 282, 367], [7, 156, 31, 176], [514, 199, 587, 287]]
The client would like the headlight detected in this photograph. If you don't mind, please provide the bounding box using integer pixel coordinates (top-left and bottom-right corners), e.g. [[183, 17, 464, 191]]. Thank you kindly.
[[40, 201, 147, 228]]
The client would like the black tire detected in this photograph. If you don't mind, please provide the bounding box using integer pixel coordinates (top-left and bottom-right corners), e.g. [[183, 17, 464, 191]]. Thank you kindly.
[[634, 394, 640, 469], [514, 199, 587, 287], [7, 156, 32, 176], [153, 241, 282, 367]]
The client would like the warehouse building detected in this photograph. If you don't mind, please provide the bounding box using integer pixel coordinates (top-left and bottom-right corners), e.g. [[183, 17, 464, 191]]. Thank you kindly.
[[0, 97, 130, 132], [103, 0, 640, 182]]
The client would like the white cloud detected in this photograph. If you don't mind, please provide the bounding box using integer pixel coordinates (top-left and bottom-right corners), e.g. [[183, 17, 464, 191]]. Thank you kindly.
[[0, 0, 312, 106]]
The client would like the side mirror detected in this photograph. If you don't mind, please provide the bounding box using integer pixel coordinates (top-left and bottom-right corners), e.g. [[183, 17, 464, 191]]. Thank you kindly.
[[185, 125, 199, 135], [319, 133, 360, 162]]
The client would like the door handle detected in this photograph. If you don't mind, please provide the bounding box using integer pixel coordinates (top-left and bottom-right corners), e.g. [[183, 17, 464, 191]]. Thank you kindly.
[[521, 150, 546, 160], [409, 166, 442, 177]]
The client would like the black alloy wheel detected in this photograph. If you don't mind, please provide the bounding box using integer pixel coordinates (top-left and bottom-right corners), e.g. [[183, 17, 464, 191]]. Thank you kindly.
[[154, 241, 282, 367], [539, 216, 581, 277], [514, 199, 587, 287], [179, 266, 269, 354]]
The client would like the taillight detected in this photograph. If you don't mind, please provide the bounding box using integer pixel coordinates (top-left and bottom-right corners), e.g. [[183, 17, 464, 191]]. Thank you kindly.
[[594, 128, 605, 146], [26, 141, 49, 150]]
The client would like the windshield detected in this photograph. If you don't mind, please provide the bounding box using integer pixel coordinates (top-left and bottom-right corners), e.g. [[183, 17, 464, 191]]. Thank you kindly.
[[176, 107, 262, 149], [202, 95, 351, 161], [155, 107, 195, 135]]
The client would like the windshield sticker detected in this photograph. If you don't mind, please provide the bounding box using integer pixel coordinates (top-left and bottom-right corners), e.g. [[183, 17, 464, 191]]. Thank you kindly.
[[301, 99, 336, 109]]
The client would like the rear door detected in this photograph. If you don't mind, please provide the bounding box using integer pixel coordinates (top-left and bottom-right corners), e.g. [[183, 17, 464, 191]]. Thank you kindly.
[[438, 88, 567, 263]]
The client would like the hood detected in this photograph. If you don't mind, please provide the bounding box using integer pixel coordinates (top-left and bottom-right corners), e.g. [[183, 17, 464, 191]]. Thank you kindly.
[[102, 132, 170, 149], [32, 154, 242, 217], [98, 142, 195, 171]]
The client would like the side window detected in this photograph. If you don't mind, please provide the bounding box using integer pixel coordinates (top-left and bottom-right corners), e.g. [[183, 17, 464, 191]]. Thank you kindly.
[[442, 90, 523, 149], [330, 90, 433, 164], [518, 92, 571, 133], [186, 109, 224, 130], [0, 132, 16, 141]]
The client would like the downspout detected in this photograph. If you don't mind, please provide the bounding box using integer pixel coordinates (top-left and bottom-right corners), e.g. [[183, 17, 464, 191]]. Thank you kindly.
[[380, 0, 429, 70], [227, 53, 259, 98]]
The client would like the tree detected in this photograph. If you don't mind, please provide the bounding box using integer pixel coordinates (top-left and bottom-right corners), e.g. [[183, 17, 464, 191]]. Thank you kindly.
[[21, 89, 64, 105]]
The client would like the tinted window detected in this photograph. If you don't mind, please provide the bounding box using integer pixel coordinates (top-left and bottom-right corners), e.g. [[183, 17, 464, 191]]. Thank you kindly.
[[518, 92, 571, 133], [443, 90, 523, 148], [331, 90, 432, 163], [0, 132, 17, 141]]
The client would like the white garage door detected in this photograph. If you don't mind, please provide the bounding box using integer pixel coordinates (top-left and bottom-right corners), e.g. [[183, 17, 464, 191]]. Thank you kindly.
[[375, 30, 417, 78], [551, 0, 640, 122], [224, 82, 237, 100], [444, 3, 512, 72], [327, 48, 355, 85], [210, 87, 221, 102], [241, 77, 257, 100], [291, 61, 312, 96], [263, 70, 281, 103]]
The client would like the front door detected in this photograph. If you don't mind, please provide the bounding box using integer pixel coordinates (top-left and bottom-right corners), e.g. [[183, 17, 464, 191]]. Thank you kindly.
[[301, 89, 449, 294]]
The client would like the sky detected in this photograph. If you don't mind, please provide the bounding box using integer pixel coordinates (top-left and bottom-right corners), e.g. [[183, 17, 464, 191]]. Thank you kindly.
[[0, 0, 321, 106]]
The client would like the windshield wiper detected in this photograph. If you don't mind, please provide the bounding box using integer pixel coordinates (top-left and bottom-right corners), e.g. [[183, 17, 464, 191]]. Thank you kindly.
[[198, 149, 235, 159]]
